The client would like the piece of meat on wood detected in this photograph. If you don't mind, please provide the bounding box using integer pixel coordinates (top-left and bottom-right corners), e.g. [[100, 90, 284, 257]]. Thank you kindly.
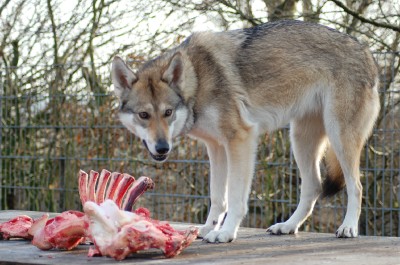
[[84, 200, 198, 260], [1, 169, 169, 259], [78, 169, 154, 211], [29, 211, 88, 250], [0, 215, 33, 240]]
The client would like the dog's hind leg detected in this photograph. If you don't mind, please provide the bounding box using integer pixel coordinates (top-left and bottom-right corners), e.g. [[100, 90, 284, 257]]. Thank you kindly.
[[325, 126, 364, 238], [325, 114, 378, 237], [198, 140, 229, 238], [325, 84, 379, 238], [267, 114, 327, 235]]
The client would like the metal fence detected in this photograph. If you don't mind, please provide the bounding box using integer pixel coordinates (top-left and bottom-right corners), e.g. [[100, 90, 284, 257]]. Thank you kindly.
[[1, 52, 399, 237]]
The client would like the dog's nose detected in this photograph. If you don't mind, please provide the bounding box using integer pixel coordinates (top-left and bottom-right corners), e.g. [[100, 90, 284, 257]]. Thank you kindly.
[[155, 140, 169, 154]]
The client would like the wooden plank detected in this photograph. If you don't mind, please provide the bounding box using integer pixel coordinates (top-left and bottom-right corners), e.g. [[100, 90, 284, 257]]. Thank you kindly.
[[0, 210, 58, 221], [1, 211, 399, 264]]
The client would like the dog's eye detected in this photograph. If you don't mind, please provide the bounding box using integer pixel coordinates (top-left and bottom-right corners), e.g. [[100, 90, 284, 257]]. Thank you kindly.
[[138, 112, 150, 120], [165, 109, 173, 117], [120, 101, 127, 110]]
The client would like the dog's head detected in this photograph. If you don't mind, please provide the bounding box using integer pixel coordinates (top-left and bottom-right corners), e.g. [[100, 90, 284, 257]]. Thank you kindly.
[[111, 53, 190, 162]]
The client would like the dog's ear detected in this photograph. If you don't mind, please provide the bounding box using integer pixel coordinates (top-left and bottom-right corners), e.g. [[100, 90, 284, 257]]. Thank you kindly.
[[111, 56, 137, 98], [162, 52, 183, 89]]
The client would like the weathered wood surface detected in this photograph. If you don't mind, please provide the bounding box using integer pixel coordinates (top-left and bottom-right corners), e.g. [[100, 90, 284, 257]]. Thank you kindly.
[[1, 210, 399, 265]]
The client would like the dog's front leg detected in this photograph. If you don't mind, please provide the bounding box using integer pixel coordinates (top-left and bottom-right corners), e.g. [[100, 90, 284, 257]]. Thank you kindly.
[[198, 140, 229, 238], [203, 132, 258, 243]]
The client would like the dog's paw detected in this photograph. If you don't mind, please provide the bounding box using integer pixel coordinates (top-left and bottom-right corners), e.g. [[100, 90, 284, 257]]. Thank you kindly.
[[197, 224, 215, 239], [266, 222, 298, 235], [336, 224, 358, 238], [203, 230, 235, 243]]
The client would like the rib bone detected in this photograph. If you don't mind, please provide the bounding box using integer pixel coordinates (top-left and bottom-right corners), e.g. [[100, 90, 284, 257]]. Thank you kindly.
[[78, 169, 154, 211]]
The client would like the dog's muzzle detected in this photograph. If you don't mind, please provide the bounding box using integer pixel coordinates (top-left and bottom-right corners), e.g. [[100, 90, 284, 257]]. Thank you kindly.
[[142, 140, 169, 162]]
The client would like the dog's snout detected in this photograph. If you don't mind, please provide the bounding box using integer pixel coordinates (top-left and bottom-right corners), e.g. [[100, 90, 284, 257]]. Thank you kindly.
[[155, 139, 170, 154]]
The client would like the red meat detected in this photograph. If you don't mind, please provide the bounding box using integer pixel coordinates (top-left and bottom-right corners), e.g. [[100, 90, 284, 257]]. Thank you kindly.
[[84, 200, 198, 260], [29, 211, 88, 250], [0, 215, 33, 240], [0, 169, 197, 260], [78, 169, 154, 211]]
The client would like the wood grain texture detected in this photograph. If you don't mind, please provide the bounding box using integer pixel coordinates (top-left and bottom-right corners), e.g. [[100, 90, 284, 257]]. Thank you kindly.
[[1, 211, 399, 265]]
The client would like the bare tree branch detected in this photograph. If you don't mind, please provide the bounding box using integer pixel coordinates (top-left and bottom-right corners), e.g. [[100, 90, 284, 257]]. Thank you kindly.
[[46, 0, 59, 64], [0, 0, 12, 16], [330, 0, 400, 33], [217, 0, 262, 26]]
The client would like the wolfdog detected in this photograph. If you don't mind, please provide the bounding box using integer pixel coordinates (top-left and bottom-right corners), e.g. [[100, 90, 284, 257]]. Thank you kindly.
[[111, 20, 380, 243]]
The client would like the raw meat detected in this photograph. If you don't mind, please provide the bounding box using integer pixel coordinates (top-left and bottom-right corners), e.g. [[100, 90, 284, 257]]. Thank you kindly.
[[29, 211, 88, 250], [84, 200, 198, 260], [0, 215, 33, 240], [0, 169, 197, 260], [26, 169, 155, 250], [78, 169, 154, 211]]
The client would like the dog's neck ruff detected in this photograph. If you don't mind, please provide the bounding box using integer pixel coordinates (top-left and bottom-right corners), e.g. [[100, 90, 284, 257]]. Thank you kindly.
[[180, 99, 197, 135]]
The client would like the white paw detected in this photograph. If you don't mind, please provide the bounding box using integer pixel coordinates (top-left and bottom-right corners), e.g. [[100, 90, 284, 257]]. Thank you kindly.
[[197, 224, 215, 239], [336, 224, 358, 238], [203, 230, 236, 243], [266, 222, 298, 235]]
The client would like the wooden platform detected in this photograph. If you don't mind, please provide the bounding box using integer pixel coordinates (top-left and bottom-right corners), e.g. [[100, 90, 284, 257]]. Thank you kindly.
[[1, 211, 399, 264]]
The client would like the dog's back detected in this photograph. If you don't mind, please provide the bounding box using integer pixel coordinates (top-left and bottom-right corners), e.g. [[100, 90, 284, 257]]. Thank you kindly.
[[176, 20, 378, 132]]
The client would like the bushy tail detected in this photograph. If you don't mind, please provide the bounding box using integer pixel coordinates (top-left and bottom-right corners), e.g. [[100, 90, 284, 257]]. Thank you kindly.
[[321, 145, 345, 198]]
